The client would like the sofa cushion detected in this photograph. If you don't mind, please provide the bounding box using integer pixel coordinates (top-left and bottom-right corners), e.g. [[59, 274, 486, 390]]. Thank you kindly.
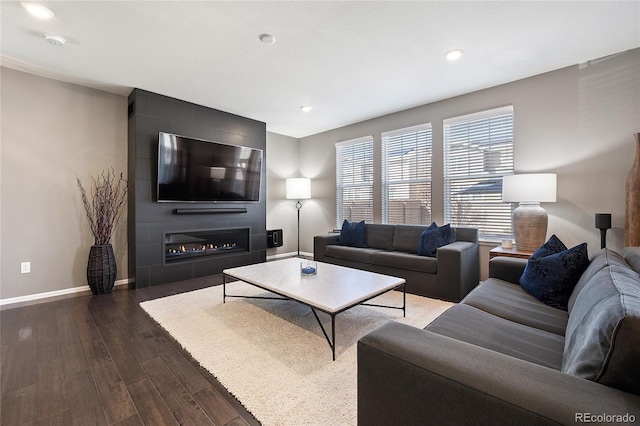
[[425, 304, 565, 369], [562, 265, 640, 395], [519, 237, 589, 310], [364, 224, 396, 250], [338, 220, 366, 247], [567, 248, 629, 313], [392, 225, 432, 254], [418, 224, 452, 257], [325, 245, 381, 264], [370, 251, 437, 274], [462, 279, 568, 336]]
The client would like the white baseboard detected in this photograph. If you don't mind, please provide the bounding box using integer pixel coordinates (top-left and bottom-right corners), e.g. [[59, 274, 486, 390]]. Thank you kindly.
[[0, 278, 133, 307], [267, 251, 313, 261], [1, 252, 312, 308]]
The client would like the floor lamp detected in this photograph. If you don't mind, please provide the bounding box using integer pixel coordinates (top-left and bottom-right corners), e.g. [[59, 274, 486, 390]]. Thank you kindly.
[[286, 178, 311, 257], [502, 174, 557, 252]]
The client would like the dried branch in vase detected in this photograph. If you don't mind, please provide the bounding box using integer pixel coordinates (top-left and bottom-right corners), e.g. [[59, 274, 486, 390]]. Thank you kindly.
[[77, 168, 128, 246]]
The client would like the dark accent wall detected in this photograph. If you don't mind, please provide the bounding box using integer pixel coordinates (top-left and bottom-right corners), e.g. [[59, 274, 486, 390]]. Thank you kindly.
[[127, 89, 267, 287]]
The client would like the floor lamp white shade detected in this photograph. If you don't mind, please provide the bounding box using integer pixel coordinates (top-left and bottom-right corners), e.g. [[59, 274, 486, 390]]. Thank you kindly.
[[286, 178, 311, 200], [502, 174, 557, 252], [286, 178, 311, 256]]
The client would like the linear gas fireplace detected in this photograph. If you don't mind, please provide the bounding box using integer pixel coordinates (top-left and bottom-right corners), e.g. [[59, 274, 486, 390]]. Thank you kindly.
[[164, 227, 250, 264]]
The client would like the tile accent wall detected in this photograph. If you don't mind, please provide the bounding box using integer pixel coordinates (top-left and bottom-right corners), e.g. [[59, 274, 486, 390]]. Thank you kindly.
[[127, 89, 267, 287]]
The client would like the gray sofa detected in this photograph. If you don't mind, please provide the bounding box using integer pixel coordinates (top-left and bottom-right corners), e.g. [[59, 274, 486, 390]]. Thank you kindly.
[[358, 248, 640, 425], [313, 224, 479, 302]]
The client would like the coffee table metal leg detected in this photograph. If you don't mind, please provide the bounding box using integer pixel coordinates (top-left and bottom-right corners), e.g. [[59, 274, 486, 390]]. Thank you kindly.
[[223, 274, 226, 303], [310, 308, 336, 360], [361, 283, 406, 315], [403, 283, 406, 317], [331, 314, 336, 361]]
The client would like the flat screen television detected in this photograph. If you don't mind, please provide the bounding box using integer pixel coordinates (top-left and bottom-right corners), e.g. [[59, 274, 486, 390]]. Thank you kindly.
[[157, 132, 263, 203]]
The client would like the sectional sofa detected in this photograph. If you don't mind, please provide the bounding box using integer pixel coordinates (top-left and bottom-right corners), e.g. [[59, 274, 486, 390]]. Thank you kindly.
[[313, 224, 479, 302], [358, 248, 640, 424]]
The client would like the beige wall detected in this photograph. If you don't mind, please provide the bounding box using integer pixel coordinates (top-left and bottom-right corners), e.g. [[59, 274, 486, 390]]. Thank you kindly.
[[3, 48, 639, 300], [265, 131, 303, 256], [297, 49, 640, 279], [1, 68, 128, 300]]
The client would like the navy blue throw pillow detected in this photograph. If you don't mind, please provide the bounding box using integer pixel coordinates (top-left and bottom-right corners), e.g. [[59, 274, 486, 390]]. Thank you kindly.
[[519, 235, 589, 310], [338, 220, 366, 247], [532, 234, 567, 258], [418, 223, 452, 257]]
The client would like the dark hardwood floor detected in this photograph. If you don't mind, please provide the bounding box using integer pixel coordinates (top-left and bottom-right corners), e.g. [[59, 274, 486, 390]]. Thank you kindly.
[[1, 275, 261, 425]]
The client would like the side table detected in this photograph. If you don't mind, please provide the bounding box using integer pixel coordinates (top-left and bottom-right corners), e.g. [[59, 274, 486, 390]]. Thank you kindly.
[[489, 245, 534, 260]]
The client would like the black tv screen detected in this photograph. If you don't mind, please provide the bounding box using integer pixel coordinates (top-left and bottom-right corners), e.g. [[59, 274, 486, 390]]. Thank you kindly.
[[157, 132, 263, 202]]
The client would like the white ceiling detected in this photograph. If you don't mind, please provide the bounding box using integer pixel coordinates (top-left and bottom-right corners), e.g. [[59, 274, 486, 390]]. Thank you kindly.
[[2, 1, 639, 138]]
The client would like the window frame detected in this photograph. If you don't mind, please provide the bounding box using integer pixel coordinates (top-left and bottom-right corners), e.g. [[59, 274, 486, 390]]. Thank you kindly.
[[381, 123, 433, 225], [335, 136, 375, 227], [443, 105, 515, 241]]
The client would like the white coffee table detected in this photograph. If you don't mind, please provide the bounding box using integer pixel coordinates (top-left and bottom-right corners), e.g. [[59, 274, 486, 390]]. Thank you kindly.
[[222, 258, 406, 360]]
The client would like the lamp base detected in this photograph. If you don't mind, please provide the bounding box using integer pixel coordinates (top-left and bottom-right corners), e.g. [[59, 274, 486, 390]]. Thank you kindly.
[[513, 202, 548, 252]]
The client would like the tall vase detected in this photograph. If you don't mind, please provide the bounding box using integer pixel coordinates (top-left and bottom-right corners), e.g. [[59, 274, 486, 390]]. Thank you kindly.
[[625, 133, 640, 247], [87, 244, 117, 294]]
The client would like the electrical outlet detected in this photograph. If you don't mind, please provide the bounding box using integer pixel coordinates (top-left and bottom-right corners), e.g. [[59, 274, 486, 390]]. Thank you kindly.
[[21, 262, 31, 274]]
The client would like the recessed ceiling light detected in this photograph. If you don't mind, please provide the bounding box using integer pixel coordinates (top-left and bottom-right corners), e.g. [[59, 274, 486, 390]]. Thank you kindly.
[[446, 49, 463, 61], [21, 2, 54, 19], [259, 34, 276, 44], [300, 105, 312, 113], [45, 34, 65, 46]]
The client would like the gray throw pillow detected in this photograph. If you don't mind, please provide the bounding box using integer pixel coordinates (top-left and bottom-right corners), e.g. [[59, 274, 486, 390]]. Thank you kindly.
[[562, 265, 640, 395], [623, 247, 640, 274], [567, 248, 629, 313]]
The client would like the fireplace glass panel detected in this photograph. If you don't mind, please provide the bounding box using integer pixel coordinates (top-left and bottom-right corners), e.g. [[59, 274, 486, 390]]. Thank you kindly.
[[164, 228, 250, 263]]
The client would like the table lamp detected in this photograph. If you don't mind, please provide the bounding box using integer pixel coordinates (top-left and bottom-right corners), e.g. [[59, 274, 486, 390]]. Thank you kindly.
[[286, 178, 311, 257], [502, 174, 557, 252]]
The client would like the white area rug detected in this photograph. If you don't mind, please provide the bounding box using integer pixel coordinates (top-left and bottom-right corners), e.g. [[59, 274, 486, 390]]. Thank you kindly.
[[140, 282, 453, 426]]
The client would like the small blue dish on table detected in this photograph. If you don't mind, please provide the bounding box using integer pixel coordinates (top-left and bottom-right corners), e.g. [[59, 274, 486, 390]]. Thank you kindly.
[[301, 261, 317, 276]]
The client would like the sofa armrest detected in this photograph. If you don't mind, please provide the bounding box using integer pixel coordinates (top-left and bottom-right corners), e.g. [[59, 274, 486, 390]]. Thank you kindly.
[[489, 256, 528, 284], [313, 234, 340, 262], [436, 241, 479, 302], [358, 322, 640, 426]]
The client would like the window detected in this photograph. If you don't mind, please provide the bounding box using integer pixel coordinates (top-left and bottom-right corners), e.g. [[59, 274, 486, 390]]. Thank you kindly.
[[382, 124, 432, 225], [336, 136, 374, 226], [444, 106, 514, 240]]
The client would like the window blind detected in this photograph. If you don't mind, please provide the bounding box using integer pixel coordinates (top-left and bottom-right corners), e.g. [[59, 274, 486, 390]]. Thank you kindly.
[[382, 124, 432, 225], [336, 136, 374, 226], [444, 106, 514, 240]]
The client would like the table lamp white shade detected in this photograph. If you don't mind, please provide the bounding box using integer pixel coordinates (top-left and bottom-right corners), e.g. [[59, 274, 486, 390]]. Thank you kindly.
[[286, 178, 311, 200], [502, 174, 557, 252], [502, 174, 557, 203]]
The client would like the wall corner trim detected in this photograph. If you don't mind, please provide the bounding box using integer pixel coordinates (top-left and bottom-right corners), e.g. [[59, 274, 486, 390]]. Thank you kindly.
[[266, 251, 313, 261]]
